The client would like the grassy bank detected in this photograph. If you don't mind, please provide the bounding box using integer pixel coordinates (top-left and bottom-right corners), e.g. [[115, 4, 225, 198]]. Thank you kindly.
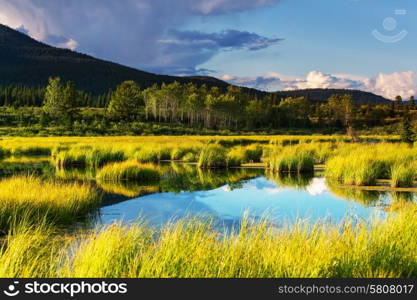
[[0, 176, 101, 231], [325, 144, 417, 187], [1, 210, 416, 278], [96, 161, 161, 182]]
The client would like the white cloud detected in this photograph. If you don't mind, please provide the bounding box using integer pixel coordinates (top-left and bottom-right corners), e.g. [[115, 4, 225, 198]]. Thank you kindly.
[[368, 72, 417, 100], [306, 178, 327, 196], [221, 70, 417, 100], [58, 38, 78, 51]]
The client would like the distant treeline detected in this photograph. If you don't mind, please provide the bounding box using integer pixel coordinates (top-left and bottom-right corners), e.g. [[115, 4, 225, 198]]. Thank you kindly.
[[0, 85, 111, 107], [0, 78, 415, 136]]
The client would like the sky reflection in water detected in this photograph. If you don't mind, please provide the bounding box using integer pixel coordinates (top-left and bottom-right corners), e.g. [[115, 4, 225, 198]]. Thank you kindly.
[[99, 175, 393, 228]]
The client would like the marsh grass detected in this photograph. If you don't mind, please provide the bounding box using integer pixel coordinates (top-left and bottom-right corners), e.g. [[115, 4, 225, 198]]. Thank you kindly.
[[133, 146, 172, 163], [9, 146, 51, 156], [267, 146, 315, 173], [96, 160, 161, 182], [182, 152, 198, 162], [390, 162, 416, 188], [227, 144, 264, 165], [1, 211, 416, 278], [326, 183, 385, 205], [54, 147, 125, 168], [0, 147, 11, 158], [325, 144, 417, 187], [0, 176, 101, 231], [267, 172, 313, 189], [96, 180, 159, 197], [198, 145, 241, 168], [170, 146, 200, 161]]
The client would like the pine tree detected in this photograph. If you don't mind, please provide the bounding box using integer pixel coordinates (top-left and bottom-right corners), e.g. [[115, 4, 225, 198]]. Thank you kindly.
[[409, 96, 415, 110], [400, 114, 414, 144], [43, 77, 64, 119], [107, 81, 142, 121], [62, 81, 79, 125]]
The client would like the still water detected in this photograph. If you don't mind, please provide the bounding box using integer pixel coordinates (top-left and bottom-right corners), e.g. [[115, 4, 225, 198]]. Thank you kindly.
[[98, 165, 409, 228], [1, 158, 414, 228]]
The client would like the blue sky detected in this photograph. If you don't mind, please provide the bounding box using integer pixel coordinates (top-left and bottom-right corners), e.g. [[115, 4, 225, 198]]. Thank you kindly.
[[196, 0, 417, 77], [0, 0, 416, 99]]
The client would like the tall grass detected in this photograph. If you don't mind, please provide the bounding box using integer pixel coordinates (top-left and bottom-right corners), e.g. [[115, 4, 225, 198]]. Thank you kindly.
[[96, 181, 159, 197], [266, 146, 315, 173], [326, 152, 387, 186], [1, 210, 416, 278], [198, 145, 241, 168], [170, 146, 201, 161], [0, 146, 11, 158], [390, 161, 416, 188], [0, 222, 60, 278], [96, 160, 161, 182], [227, 144, 264, 165], [9, 146, 51, 156], [325, 144, 417, 187], [133, 145, 172, 163], [54, 147, 125, 168], [0, 176, 101, 231]]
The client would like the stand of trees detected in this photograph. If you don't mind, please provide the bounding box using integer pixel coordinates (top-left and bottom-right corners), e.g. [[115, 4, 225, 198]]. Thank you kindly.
[[0, 77, 416, 135]]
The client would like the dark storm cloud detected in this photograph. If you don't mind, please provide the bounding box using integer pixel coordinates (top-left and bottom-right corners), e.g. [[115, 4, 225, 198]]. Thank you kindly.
[[0, 0, 281, 75], [166, 29, 282, 51], [148, 29, 282, 75]]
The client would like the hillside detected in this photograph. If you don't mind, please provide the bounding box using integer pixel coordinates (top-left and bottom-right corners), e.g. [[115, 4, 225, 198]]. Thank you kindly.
[[0, 23, 391, 104], [273, 89, 390, 105], [0, 24, 230, 94]]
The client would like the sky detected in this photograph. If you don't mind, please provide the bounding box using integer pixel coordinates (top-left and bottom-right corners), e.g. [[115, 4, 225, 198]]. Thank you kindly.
[[0, 0, 416, 99]]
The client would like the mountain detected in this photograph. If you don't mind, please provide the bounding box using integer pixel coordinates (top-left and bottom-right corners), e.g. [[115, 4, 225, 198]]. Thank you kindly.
[[0, 23, 391, 104], [0, 24, 231, 94], [273, 89, 391, 105]]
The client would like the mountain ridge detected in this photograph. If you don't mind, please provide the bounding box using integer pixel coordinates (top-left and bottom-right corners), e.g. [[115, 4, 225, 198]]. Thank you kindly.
[[0, 23, 390, 104], [0, 23, 233, 94]]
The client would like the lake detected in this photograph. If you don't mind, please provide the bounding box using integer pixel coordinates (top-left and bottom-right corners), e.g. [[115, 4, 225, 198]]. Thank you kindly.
[[1, 158, 414, 229], [96, 164, 411, 228]]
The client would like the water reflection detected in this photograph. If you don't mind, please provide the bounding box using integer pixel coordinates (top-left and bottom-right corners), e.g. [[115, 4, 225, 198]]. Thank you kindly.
[[99, 170, 406, 228], [160, 163, 264, 193], [327, 183, 389, 206], [0, 157, 53, 177], [1, 156, 416, 230]]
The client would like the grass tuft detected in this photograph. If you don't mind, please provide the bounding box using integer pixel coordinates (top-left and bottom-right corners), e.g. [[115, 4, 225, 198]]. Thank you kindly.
[[0, 176, 101, 231], [96, 160, 161, 182]]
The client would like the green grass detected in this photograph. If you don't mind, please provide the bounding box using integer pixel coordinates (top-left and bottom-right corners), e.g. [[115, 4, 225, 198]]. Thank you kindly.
[[170, 146, 200, 161], [9, 146, 51, 156], [0, 222, 60, 278], [390, 162, 416, 188], [198, 145, 241, 168], [325, 144, 417, 187], [266, 146, 315, 173], [0, 147, 10, 158], [227, 144, 264, 165], [326, 153, 387, 186], [96, 160, 161, 182], [54, 147, 125, 168], [1, 210, 417, 278], [0, 175, 101, 231], [133, 146, 172, 163]]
